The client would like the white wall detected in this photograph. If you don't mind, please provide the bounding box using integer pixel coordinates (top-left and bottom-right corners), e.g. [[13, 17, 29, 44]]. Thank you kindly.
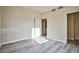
[[1, 6, 79, 45], [42, 6, 79, 43], [2, 7, 40, 44]]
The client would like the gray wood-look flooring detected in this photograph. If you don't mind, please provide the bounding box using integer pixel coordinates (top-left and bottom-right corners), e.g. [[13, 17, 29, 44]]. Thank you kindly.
[[0, 37, 79, 53]]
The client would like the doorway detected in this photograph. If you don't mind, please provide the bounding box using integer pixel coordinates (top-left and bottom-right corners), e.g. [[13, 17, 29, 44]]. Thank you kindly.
[[67, 12, 79, 45], [42, 19, 47, 36]]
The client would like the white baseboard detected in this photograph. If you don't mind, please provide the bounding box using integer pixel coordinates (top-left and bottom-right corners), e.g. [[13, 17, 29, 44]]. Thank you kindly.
[[1, 37, 31, 46], [55, 39, 67, 44], [47, 37, 67, 44]]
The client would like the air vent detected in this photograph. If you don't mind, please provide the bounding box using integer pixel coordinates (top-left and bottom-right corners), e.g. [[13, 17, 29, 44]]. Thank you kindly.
[[58, 6, 63, 9], [51, 9, 56, 12]]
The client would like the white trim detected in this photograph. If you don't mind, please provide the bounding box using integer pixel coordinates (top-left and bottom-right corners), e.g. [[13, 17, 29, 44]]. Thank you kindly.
[[54, 39, 67, 44], [1, 37, 31, 46], [47, 37, 67, 44]]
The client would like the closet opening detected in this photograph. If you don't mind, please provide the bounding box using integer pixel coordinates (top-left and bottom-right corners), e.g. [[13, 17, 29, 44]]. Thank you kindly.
[[67, 12, 79, 45]]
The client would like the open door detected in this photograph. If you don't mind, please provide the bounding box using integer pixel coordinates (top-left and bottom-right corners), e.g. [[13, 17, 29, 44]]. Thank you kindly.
[[42, 19, 47, 36]]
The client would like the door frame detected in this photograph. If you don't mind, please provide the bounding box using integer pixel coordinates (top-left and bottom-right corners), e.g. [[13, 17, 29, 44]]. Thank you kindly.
[[41, 18, 47, 36], [67, 11, 79, 44]]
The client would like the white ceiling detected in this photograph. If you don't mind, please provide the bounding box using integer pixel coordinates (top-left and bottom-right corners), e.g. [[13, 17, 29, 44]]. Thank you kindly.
[[26, 6, 57, 13]]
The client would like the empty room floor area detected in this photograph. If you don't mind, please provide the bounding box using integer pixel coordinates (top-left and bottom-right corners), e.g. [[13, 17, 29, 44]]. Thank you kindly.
[[0, 37, 79, 53]]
